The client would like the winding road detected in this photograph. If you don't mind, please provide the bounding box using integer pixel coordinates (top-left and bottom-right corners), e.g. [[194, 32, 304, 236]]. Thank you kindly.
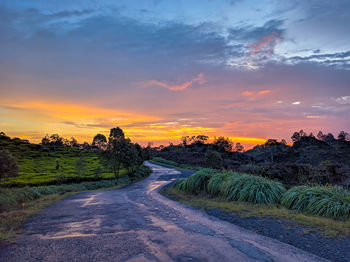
[[0, 162, 327, 262]]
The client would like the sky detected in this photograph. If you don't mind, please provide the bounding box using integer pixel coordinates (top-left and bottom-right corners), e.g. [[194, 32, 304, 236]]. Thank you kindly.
[[0, 0, 349, 148]]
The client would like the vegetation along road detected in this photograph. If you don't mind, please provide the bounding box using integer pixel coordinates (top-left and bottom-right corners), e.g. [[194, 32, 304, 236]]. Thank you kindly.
[[0, 162, 328, 262]]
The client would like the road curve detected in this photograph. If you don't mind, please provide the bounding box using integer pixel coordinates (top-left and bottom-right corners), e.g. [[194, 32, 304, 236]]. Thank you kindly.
[[0, 162, 327, 262]]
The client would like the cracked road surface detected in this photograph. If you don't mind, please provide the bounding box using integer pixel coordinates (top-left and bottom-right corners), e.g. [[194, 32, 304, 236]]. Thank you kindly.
[[0, 162, 327, 262]]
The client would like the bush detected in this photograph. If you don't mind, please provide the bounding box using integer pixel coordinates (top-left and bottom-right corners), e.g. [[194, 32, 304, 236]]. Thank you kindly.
[[207, 171, 232, 196], [221, 174, 286, 205], [282, 186, 350, 220], [175, 169, 215, 194], [205, 150, 223, 169], [0, 149, 18, 181]]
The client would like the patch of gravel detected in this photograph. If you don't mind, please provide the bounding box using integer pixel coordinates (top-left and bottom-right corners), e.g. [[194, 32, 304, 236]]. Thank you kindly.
[[162, 191, 350, 262]]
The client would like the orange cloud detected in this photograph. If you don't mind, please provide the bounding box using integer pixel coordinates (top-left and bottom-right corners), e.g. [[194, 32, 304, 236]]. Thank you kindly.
[[248, 32, 283, 55], [140, 73, 206, 91], [258, 90, 272, 95], [242, 91, 254, 96], [242, 90, 272, 97]]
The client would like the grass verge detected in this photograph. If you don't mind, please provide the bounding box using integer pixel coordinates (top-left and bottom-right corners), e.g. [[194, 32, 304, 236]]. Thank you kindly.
[[150, 157, 200, 170], [161, 186, 350, 238]]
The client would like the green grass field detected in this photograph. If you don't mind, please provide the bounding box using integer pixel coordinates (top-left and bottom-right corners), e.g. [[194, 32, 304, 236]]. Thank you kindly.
[[0, 137, 126, 186]]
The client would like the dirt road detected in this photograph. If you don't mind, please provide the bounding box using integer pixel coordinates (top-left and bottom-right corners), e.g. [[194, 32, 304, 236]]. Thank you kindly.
[[0, 162, 327, 261]]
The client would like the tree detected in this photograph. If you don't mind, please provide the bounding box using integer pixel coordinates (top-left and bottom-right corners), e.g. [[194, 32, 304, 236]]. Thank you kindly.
[[122, 143, 140, 176], [338, 131, 349, 141], [192, 135, 209, 145], [263, 139, 280, 163], [82, 142, 90, 150], [92, 134, 107, 149], [134, 143, 144, 164], [291, 130, 307, 143], [234, 142, 244, 152], [324, 133, 335, 142], [69, 137, 78, 147], [49, 134, 63, 147], [317, 131, 325, 141], [105, 138, 128, 177], [41, 134, 50, 145], [180, 136, 192, 147], [213, 136, 233, 152], [0, 149, 18, 182], [205, 150, 223, 169], [109, 127, 125, 141], [105, 127, 130, 177]]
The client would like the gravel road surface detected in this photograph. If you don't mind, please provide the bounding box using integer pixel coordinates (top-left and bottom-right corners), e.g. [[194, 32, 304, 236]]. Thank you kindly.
[[0, 162, 328, 262]]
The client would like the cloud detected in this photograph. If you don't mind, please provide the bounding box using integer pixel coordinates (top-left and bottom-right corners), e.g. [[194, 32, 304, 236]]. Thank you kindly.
[[248, 32, 283, 55], [140, 73, 206, 91], [258, 90, 272, 95], [242, 90, 272, 96], [292, 101, 301, 105], [334, 96, 350, 105]]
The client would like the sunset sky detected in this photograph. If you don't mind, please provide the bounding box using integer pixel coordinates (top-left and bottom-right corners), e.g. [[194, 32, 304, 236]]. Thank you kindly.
[[0, 0, 349, 148]]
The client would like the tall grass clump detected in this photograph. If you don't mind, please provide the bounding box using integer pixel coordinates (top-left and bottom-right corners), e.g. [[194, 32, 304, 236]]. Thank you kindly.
[[282, 186, 350, 220], [207, 170, 233, 196], [175, 168, 215, 194], [221, 174, 286, 205]]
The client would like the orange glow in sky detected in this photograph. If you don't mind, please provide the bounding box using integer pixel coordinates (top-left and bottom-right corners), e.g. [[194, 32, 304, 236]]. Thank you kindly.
[[0, 99, 268, 148]]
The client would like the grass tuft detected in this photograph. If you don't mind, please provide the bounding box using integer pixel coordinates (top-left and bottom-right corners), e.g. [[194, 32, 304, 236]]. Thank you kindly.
[[221, 174, 286, 205], [282, 186, 350, 220], [207, 171, 232, 196], [175, 168, 215, 194]]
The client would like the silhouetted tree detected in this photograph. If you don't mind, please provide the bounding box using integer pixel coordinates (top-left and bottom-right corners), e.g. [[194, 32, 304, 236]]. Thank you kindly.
[[49, 134, 63, 147], [317, 131, 325, 141], [41, 134, 50, 145], [92, 134, 107, 149], [234, 142, 244, 152], [324, 133, 335, 142], [291, 130, 307, 142], [338, 131, 349, 141], [213, 136, 233, 152], [180, 136, 191, 147], [105, 127, 135, 177], [192, 135, 209, 145], [109, 127, 125, 141], [70, 137, 79, 147]]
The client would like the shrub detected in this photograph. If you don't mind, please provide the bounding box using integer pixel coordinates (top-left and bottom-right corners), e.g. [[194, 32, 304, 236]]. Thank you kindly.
[[282, 186, 350, 220], [207, 171, 232, 196], [221, 174, 286, 204], [175, 168, 215, 194], [0, 149, 18, 181], [205, 150, 223, 169]]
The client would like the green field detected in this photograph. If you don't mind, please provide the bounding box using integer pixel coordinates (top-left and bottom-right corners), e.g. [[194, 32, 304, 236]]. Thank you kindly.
[[0, 137, 126, 186]]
